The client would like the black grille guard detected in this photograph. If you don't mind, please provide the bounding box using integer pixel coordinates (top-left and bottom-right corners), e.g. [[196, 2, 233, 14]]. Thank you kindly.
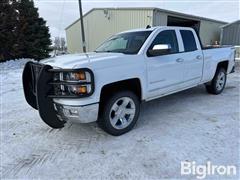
[[22, 61, 94, 128]]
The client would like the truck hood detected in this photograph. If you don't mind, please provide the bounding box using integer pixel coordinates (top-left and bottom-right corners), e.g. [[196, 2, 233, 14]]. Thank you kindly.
[[41, 52, 126, 69]]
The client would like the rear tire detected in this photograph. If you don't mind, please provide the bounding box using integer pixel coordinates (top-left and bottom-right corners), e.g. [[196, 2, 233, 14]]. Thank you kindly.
[[205, 68, 227, 95], [98, 91, 140, 136]]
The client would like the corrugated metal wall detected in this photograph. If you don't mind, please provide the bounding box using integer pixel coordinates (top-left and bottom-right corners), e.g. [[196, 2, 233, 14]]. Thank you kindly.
[[153, 9, 225, 46], [66, 21, 82, 54], [199, 20, 224, 45], [66, 8, 226, 53], [152, 10, 168, 26], [66, 9, 153, 53], [221, 21, 240, 45]]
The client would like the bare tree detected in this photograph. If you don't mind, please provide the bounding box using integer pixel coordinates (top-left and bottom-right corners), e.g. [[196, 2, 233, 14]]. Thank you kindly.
[[60, 37, 66, 52], [54, 37, 60, 56]]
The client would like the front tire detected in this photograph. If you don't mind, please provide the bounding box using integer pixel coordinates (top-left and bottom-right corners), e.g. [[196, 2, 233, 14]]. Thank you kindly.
[[205, 68, 227, 95], [98, 91, 140, 136]]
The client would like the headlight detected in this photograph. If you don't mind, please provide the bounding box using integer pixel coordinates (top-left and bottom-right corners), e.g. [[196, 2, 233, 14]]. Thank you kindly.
[[68, 84, 92, 95], [65, 71, 92, 95], [49, 68, 94, 98], [68, 71, 87, 81]]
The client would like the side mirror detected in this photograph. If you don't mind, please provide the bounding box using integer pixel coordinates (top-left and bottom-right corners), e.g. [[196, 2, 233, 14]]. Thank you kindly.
[[148, 44, 172, 57]]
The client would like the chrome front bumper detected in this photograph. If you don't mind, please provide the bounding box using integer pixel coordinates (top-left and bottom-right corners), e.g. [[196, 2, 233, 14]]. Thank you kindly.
[[54, 103, 99, 123]]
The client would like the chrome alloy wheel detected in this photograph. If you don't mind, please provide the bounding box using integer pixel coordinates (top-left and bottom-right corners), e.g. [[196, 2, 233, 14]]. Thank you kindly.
[[109, 97, 136, 130], [216, 71, 226, 91]]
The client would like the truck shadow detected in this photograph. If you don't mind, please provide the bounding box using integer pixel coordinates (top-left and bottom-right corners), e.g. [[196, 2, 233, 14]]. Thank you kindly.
[[58, 82, 236, 139], [66, 85, 208, 137], [137, 85, 207, 125]]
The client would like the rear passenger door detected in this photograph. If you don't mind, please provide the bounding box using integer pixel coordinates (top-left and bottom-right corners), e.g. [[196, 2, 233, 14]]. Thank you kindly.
[[179, 30, 204, 87]]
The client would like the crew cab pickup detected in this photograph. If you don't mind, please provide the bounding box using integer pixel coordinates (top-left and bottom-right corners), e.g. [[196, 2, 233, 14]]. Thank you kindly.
[[22, 26, 235, 136]]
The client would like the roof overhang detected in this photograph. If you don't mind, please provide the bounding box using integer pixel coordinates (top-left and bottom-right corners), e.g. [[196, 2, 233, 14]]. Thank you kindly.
[[221, 20, 240, 28]]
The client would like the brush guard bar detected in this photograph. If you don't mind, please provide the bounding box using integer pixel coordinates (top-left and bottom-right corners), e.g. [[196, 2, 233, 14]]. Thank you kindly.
[[22, 61, 94, 128]]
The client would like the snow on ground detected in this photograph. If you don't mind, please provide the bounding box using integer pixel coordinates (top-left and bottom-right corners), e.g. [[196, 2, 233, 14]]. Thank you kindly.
[[0, 59, 239, 179]]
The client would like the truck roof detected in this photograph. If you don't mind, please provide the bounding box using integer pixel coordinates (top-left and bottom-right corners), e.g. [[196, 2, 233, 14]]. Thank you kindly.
[[119, 26, 194, 34]]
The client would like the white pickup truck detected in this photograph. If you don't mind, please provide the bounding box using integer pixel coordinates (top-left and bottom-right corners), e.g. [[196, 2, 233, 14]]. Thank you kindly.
[[23, 26, 235, 136]]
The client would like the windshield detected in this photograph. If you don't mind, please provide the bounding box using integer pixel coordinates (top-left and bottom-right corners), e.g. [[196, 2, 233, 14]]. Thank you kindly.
[[95, 31, 152, 54]]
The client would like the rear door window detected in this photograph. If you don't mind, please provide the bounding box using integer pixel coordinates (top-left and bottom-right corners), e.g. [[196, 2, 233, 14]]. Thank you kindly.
[[180, 30, 197, 52]]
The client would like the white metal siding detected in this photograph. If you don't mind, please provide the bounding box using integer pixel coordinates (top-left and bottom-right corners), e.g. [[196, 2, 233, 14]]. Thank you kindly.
[[199, 20, 224, 45], [153, 10, 225, 46], [66, 21, 82, 54], [221, 22, 240, 45], [66, 8, 226, 53], [66, 9, 153, 53], [152, 10, 168, 26]]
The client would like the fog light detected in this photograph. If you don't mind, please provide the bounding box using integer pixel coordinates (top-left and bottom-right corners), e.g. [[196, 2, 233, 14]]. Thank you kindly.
[[63, 107, 79, 116], [69, 109, 79, 116]]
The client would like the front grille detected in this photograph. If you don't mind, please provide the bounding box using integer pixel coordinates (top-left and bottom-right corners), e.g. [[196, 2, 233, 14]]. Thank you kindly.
[[53, 84, 63, 96]]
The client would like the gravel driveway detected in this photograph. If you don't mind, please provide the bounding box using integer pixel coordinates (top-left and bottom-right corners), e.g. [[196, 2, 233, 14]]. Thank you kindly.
[[1, 60, 239, 179]]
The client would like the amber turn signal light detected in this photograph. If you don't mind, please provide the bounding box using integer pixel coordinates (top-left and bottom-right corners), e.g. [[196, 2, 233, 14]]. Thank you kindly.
[[74, 86, 87, 94]]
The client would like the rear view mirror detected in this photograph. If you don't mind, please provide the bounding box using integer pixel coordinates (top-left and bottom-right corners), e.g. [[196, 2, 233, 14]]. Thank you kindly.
[[148, 44, 171, 57]]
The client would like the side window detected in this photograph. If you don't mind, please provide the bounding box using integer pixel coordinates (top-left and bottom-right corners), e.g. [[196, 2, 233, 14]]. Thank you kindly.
[[180, 30, 197, 52], [149, 30, 179, 54]]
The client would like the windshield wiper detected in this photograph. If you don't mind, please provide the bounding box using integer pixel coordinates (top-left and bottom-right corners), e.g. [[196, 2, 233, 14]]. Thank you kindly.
[[95, 50, 135, 55], [94, 50, 112, 53], [94, 50, 124, 53]]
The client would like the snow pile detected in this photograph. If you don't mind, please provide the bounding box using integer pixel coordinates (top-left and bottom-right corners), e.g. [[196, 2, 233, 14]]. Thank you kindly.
[[0, 59, 34, 71]]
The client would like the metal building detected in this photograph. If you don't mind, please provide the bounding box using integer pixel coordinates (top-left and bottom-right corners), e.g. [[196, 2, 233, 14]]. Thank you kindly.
[[221, 20, 240, 46], [65, 8, 227, 53]]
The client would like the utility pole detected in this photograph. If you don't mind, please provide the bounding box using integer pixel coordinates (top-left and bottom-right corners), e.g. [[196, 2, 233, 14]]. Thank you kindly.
[[78, 0, 86, 53]]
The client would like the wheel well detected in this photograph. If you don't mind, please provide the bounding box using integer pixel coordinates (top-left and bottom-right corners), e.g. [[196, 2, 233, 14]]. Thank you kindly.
[[217, 61, 229, 71], [100, 78, 142, 104]]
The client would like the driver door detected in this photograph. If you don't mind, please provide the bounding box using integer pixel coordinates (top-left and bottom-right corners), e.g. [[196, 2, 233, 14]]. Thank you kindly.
[[146, 30, 184, 99]]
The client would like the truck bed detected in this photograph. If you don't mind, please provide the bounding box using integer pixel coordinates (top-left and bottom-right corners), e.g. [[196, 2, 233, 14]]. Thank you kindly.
[[202, 45, 233, 50]]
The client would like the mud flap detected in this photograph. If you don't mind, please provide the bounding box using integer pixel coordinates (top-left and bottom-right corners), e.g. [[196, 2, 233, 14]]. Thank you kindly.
[[36, 65, 65, 128]]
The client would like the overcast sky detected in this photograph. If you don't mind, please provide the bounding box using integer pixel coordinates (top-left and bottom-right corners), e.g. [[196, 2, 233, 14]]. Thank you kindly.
[[34, 0, 240, 40]]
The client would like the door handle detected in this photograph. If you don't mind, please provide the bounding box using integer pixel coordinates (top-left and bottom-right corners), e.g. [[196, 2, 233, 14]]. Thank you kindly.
[[196, 55, 202, 60], [176, 58, 184, 63]]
